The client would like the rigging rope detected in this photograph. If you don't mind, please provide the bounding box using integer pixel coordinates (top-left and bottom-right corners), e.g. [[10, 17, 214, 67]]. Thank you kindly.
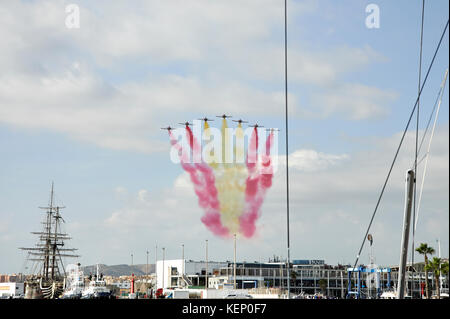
[[352, 19, 449, 271], [414, 83, 445, 166], [414, 69, 448, 234]]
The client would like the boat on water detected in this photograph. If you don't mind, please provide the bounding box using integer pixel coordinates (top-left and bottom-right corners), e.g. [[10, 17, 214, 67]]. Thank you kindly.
[[19, 183, 80, 299], [61, 263, 85, 299], [81, 264, 112, 299]]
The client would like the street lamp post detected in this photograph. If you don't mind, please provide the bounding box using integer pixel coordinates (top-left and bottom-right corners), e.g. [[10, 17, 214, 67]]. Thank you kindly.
[[234, 234, 237, 289], [155, 244, 158, 289], [206, 240, 209, 289], [182, 244, 184, 277], [162, 247, 165, 289], [437, 238, 442, 294], [130, 253, 134, 278], [146, 250, 149, 276]]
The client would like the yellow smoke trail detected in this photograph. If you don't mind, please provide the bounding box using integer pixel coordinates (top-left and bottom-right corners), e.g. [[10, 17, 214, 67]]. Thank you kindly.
[[204, 119, 247, 235], [203, 121, 218, 170]]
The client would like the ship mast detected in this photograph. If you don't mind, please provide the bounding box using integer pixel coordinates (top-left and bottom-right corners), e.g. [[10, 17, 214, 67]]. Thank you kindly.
[[20, 182, 79, 280]]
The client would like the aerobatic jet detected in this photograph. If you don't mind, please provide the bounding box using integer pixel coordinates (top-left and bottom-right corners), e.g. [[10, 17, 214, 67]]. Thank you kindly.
[[216, 114, 232, 119], [232, 119, 248, 124]]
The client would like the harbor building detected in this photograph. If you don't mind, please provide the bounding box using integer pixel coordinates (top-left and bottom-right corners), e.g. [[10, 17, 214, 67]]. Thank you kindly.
[[156, 258, 449, 298], [0, 282, 25, 298], [156, 259, 353, 297]]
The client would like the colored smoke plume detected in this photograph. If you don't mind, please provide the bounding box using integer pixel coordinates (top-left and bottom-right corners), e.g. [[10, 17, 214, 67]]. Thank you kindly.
[[167, 120, 275, 238]]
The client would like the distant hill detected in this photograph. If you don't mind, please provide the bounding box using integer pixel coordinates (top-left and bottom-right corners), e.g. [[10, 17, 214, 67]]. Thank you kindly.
[[82, 264, 155, 277]]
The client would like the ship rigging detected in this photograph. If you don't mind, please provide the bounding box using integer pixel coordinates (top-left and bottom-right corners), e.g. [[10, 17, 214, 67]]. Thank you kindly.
[[19, 183, 79, 299]]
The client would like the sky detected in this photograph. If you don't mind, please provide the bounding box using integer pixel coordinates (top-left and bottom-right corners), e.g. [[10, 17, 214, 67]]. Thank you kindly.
[[0, 0, 448, 274]]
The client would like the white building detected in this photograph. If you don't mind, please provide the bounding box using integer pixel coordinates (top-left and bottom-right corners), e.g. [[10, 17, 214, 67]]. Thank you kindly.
[[0, 283, 25, 298], [156, 259, 228, 289]]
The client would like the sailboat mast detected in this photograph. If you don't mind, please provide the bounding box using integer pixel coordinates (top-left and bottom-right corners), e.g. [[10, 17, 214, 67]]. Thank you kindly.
[[51, 206, 60, 279], [44, 182, 55, 279], [397, 170, 415, 299]]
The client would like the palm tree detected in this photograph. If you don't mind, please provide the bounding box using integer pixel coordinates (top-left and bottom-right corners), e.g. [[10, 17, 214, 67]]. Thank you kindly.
[[425, 257, 443, 299], [318, 279, 327, 296], [415, 243, 435, 299]]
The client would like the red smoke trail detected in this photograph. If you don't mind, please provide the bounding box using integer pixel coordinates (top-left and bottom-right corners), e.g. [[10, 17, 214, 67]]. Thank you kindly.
[[239, 129, 274, 238], [169, 131, 210, 208], [260, 130, 274, 189], [183, 127, 229, 237]]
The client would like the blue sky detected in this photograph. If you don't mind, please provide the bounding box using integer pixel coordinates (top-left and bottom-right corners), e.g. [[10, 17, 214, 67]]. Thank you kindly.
[[0, 0, 448, 273]]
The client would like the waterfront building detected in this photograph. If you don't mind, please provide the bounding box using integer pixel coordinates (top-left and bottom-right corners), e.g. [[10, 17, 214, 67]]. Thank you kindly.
[[0, 282, 25, 298], [156, 258, 449, 298]]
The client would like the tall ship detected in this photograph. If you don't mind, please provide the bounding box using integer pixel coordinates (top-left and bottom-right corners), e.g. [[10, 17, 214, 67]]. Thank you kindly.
[[19, 183, 80, 299]]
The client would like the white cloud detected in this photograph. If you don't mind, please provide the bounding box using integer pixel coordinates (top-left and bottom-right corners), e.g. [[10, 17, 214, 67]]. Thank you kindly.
[[287, 149, 350, 172], [245, 44, 387, 87], [0, 0, 399, 156], [312, 83, 398, 120], [0, 64, 286, 153]]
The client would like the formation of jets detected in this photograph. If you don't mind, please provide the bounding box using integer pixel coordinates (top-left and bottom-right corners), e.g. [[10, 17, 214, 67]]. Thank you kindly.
[[161, 115, 279, 132]]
